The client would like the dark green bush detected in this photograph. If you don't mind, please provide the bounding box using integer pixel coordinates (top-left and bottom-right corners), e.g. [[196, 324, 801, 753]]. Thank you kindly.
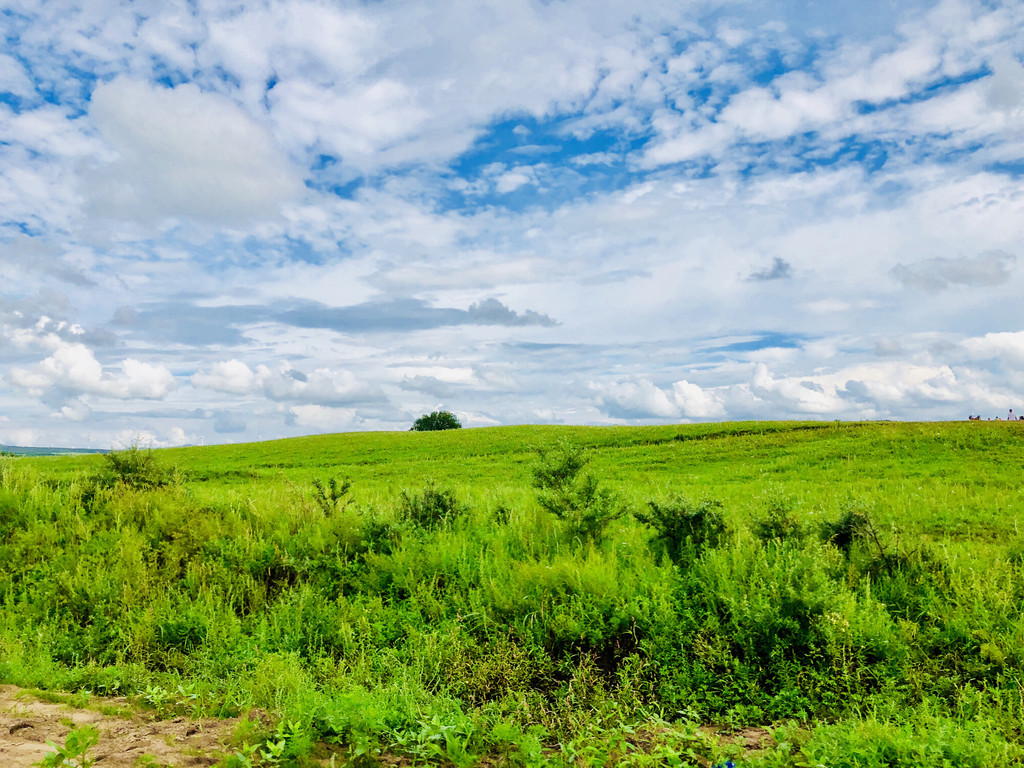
[[752, 493, 803, 544], [634, 496, 726, 564], [411, 411, 462, 431], [821, 507, 878, 557], [399, 483, 463, 529], [99, 445, 175, 490], [531, 441, 621, 543]]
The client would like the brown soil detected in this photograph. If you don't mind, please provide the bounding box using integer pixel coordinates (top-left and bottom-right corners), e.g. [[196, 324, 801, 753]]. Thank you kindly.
[[1, 683, 777, 767], [0, 685, 241, 767]]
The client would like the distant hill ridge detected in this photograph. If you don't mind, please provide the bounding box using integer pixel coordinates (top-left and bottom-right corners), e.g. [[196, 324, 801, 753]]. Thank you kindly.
[[0, 445, 108, 457]]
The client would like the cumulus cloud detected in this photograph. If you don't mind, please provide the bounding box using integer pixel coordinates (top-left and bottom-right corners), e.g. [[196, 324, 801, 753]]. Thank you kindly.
[[671, 380, 728, 419], [495, 168, 535, 194], [961, 331, 1024, 367], [260, 365, 383, 406], [7, 336, 175, 399], [190, 359, 259, 395], [191, 360, 384, 406], [890, 250, 1016, 291], [286, 404, 358, 431], [590, 378, 725, 420], [749, 360, 988, 416], [2, 0, 1024, 446], [86, 78, 303, 225]]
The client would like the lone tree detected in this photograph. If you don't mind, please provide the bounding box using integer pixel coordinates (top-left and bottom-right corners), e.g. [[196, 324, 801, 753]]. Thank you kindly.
[[412, 410, 462, 431]]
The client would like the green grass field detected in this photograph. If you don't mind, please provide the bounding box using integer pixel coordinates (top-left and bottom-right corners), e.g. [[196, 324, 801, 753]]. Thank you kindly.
[[2, 420, 1024, 766]]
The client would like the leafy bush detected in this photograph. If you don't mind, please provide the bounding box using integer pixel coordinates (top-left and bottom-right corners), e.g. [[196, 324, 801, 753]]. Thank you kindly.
[[399, 483, 463, 529], [634, 496, 726, 564], [820, 507, 879, 557], [311, 476, 352, 515], [411, 411, 462, 431], [751, 492, 803, 544], [99, 444, 175, 490], [531, 441, 621, 542]]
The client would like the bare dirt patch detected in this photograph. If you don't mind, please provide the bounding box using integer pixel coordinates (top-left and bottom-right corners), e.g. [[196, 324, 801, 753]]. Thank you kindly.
[[0, 685, 240, 767]]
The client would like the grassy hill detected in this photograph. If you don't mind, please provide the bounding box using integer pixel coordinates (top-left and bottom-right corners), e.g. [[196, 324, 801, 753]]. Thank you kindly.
[[3, 421, 1024, 766]]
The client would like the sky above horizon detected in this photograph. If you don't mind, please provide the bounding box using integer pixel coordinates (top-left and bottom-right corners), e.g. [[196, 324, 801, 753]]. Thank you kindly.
[[2, 0, 1023, 448]]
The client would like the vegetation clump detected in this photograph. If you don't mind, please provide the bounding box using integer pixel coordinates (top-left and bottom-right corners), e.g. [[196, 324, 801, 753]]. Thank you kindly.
[[1, 421, 1023, 767], [634, 495, 726, 564], [751, 490, 804, 544], [98, 444, 176, 489], [411, 410, 462, 431], [398, 482, 463, 529], [311, 476, 351, 515], [531, 440, 622, 542]]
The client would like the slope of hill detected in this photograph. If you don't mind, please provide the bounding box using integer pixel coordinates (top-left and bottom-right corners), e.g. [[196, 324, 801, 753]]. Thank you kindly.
[[2, 420, 1023, 767]]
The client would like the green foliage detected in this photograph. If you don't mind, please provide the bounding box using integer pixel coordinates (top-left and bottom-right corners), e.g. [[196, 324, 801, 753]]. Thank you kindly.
[[37, 723, 100, 767], [634, 496, 726, 564], [399, 482, 464, 529], [531, 441, 622, 542], [411, 410, 462, 431], [820, 506, 882, 558], [751, 490, 803, 544], [5, 421, 1024, 766], [98, 444, 175, 490], [311, 476, 351, 515]]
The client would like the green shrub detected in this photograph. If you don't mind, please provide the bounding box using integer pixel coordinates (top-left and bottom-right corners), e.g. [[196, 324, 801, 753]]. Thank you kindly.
[[820, 507, 877, 557], [411, 411, 462, 431], [751, 491, 803, 544], [311, 476, 352, 515], [98, 445, 175, 490], [400, 483, 464, 530], [531, 442, 621, 543], [634, 496, 726, 564]]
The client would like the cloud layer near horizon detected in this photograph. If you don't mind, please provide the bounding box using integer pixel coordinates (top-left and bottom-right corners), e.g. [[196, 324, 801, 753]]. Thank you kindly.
[[2, 0, 1023, 447]]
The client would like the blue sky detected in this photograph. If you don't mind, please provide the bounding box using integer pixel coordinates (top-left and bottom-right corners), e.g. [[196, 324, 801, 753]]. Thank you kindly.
[[2, 0, 1023, 447]]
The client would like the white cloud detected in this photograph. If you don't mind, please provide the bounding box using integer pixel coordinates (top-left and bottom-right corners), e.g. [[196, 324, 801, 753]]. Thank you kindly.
[[638, 2, 1014, 168], [495, 168, 535, 194], [6, 336, 175, 400], [258, 365, 382, 406], [0, 54, 34, 97], [86, 78, 303, 226], [191, 360, 384, 406], [191, 360, 259, 395], [0, 428, 43, 447], [961, 331, 1024, 367], [590, 378, 725, 421], [672, 379, 727, 419], [747, 360, 1001, 416], [288, 404, 358, 432]]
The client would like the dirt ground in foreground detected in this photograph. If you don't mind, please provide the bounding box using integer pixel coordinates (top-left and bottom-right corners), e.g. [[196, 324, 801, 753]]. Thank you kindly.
[[0, 685, 240, 767], [1, 683, 775, 768]]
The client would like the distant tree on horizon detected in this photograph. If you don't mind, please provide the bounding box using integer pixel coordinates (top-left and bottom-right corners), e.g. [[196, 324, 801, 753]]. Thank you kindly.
[[411, 410, 463, 431]]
